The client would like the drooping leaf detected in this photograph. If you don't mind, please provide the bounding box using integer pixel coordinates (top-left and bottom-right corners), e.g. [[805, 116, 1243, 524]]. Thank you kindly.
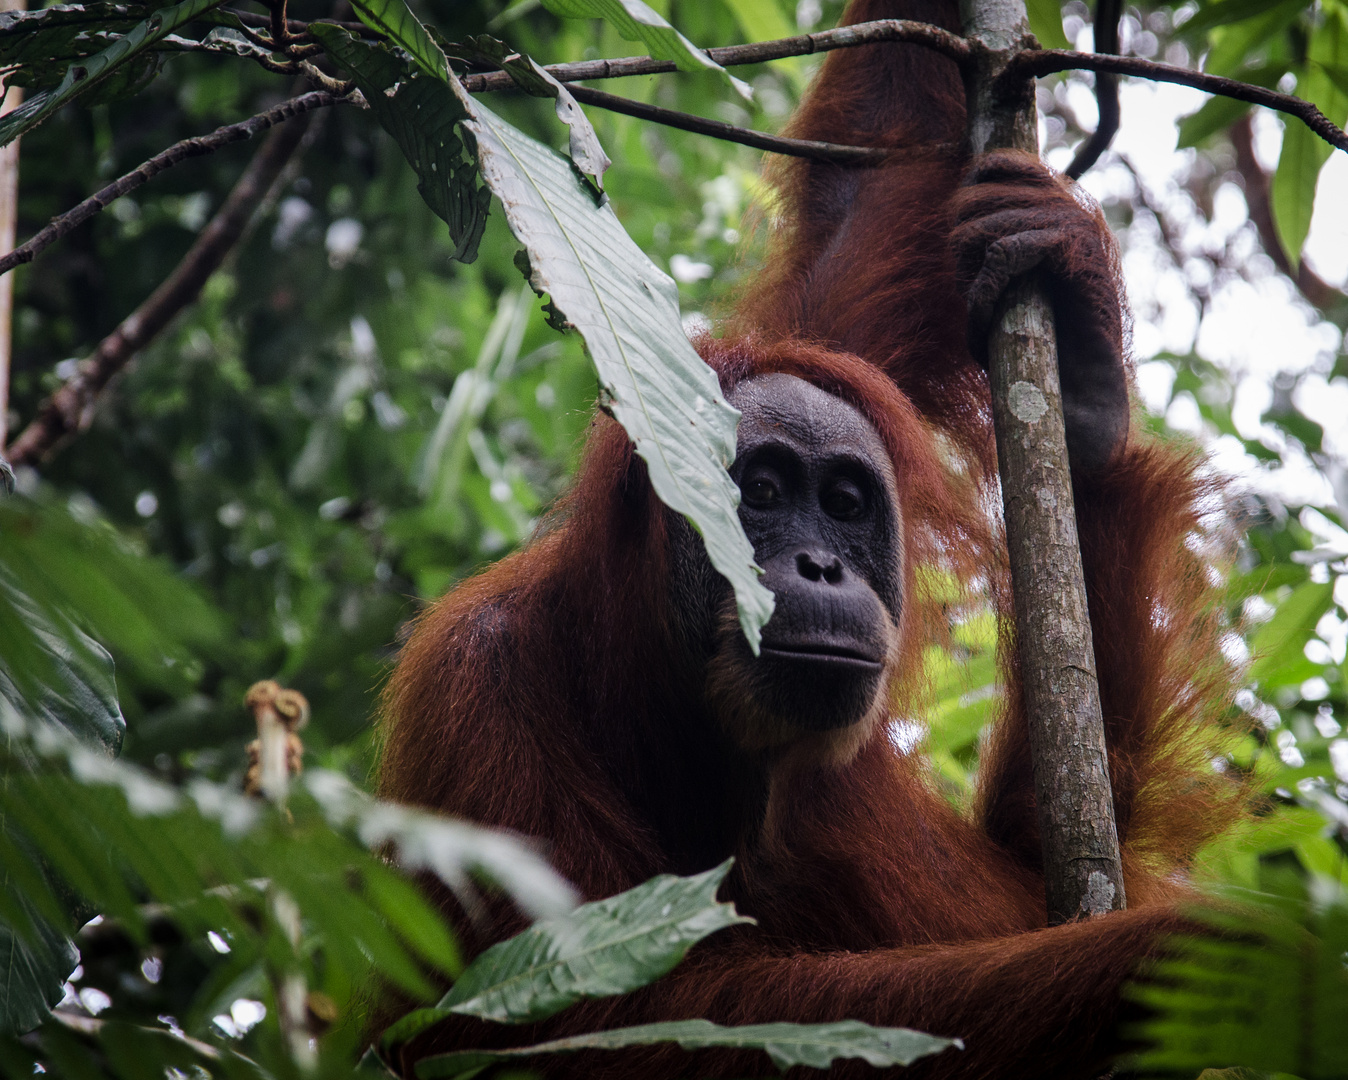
[[449, 88, 774, 649], [310, 26, 490, 262], [0, 0, 226, 148], [539, 0, 751, 99], [1271, 22, 1348, 267], [0, 2, 151, 66], [444, 35, 610, 188], [415, 1019, 960, 1077], [1200, 0, 1305, 78], [384, 862, 749, 1043]]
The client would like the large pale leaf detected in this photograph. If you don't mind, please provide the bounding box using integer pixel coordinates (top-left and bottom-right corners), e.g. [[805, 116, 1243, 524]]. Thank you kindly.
[[540, 0, 750, 99], [0, 0, 224, 147], [321, 0, 772, 647], [309, 26, 489, 261], [384, 862, 749, 1044], [416, 1019, 960, 1077], [452, 88, 774, 649]]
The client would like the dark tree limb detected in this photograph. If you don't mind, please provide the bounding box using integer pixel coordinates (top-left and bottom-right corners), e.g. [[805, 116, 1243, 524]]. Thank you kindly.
[[5, 109, 313, 464], [0, 91, 347, 278], [1065, 0, 1120, 179], [564, 84, 901, 162], [1005, 50, 1348, 153], [458, 18, 972, 93], [1229, 113, 1345, 310], [961, 0, 1125, 925]]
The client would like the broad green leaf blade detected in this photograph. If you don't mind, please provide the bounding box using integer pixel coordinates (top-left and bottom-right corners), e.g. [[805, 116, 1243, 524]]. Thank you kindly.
[[1271, 36, 1346, 269], [540, 0, 751, 99], [0, 895, 78, 1037], [0, 573, 125, 755], [346, 0, 449, 80], [384, 862, 751, 1044], [416, 1019, 960, 1077], [1024, 0, 1070, 50], [310, 27, 489, 261], [0, 0, 224, 148], [450, 88, 774, 649]]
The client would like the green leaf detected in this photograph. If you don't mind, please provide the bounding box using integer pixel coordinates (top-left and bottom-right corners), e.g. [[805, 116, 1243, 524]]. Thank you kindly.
[[384, 862, 751, 1042], [0, 574, 125, 755], [444, 35, 610, 188], [1130, 877, 1348, 1077], [416, 1019, 960, 1077], [345, 0, 449, 80], [1025, 0, 1070, 50], [1178, 0, 1299, 40], [0, 0, 225, 148], [1271, 118, 1330, 269], [1200, 0, 1304, 78], [310, 27, 490, 262], [540, 0, 751, 99], [1248, 581, 1333, 684], [0, 2, 151, 66], [450, 88, 775, 650], [1176, 64, 1283, 148], [0, 895, 78, 1037]]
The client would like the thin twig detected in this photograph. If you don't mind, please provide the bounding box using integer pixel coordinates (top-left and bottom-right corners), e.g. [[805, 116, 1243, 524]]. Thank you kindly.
[[565, 84, 897, 162], [1006, 50, 1348, 153], [0, 91, 347, 278], [1065, 0, 1120, 179], [6, 109, 316, 464], [459, 18, 972, 93], [225, 7, 374, 38]]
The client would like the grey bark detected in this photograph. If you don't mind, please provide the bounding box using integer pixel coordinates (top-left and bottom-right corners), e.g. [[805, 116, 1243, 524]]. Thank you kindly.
[[960, 0, 1126, 924]]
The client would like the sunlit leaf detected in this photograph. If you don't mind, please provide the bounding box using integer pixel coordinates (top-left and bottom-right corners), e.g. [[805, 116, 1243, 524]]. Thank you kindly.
[[540, 0, 751, 99]]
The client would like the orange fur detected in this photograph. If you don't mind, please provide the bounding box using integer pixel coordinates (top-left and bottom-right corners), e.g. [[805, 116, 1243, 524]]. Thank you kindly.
[[378, 1, 1243, 1075]]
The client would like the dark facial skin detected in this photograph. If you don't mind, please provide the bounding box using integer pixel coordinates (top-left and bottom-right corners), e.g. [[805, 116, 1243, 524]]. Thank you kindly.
[[721, 374, 903, 737]]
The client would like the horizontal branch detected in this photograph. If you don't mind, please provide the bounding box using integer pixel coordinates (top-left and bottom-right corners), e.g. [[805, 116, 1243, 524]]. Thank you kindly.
[[458, 18, 971, 93], [0, 91, 349, 278], [6, 107, 316, 465], [565, 85, 893, 162], [1005, 50, 1348, 153]]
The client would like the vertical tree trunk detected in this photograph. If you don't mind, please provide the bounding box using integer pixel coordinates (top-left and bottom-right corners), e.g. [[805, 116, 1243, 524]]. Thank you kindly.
[[959, 0, 1126, 924], [0, 0, 24, 452]]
